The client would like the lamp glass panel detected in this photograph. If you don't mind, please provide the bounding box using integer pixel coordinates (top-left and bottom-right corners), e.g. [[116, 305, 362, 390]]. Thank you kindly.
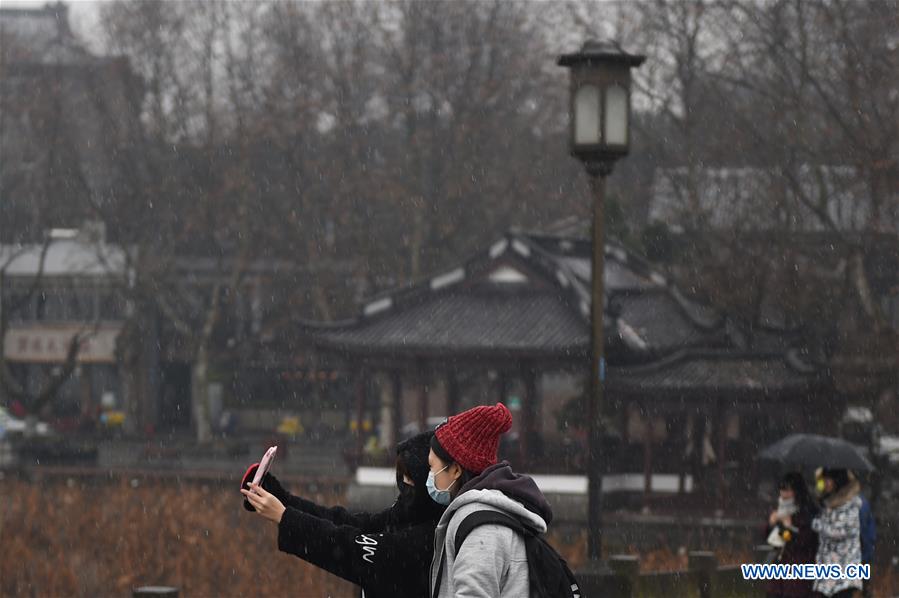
[[574, 85, 601, 145], [605, 85, 628, 145]]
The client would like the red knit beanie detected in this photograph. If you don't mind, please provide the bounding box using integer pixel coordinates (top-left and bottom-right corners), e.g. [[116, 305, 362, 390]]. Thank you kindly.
[[434, 403, 513, 474]]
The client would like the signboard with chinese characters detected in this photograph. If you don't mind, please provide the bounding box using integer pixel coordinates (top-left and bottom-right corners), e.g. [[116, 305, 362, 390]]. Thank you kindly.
[[3, 324, 121, 364]]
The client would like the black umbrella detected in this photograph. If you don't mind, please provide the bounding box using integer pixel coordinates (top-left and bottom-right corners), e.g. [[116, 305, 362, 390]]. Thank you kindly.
[[759, 433, 875, 472]]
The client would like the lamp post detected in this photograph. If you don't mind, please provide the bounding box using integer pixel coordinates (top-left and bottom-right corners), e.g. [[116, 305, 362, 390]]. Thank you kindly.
[[558, 40, 645, 563]]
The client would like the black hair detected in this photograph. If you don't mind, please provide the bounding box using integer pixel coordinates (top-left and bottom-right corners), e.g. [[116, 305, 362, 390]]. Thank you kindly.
[[822, 468, 850, 490], [397, 431, 432, 487], [391, 432, 445, 527], [779, 471, 817, 515], [430, 432, 454, 464], [394, 455, 410, 489]]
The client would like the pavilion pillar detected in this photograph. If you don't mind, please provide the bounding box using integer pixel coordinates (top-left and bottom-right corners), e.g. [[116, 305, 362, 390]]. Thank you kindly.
[[391, 370, 403, 445], [716, 402, 728, 512], [497, 371, 508, 404], [643, 405, 653, 511], [446, 371, 459, 418], [748, 410, 760, 498], [417, 360, 429, 431], [679, 413, 690, 495], [521, 362, 538, 469], [493, 370, 513, 460], [354, 367, 369, 464]]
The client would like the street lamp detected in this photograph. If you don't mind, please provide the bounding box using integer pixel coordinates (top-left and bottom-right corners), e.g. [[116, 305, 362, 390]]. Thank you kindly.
[[558, 40, 645, 564]]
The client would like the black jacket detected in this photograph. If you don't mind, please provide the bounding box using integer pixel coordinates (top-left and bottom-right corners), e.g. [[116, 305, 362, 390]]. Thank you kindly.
[[258, 433, 443, 598], [265, 473, 440, 598]]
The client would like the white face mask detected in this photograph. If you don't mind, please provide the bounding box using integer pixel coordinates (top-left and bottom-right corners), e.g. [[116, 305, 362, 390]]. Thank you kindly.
[[777, 497, 797, 516], [426, 465, 456, 506]]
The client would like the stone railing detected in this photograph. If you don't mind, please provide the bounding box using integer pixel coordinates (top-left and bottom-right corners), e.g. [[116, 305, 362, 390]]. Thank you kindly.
[[577, 549, 771, 598]]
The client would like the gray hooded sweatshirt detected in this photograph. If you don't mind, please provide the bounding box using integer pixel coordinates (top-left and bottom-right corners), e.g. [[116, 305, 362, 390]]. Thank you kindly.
[[429, 462, 553, 598]]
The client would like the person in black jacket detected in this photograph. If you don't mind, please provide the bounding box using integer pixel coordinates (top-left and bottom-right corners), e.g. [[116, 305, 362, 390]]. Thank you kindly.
[[241, 432, 445, 598]]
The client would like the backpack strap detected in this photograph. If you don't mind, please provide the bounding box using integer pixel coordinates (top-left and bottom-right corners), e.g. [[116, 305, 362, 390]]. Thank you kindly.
[[455, 509, 529, 551]]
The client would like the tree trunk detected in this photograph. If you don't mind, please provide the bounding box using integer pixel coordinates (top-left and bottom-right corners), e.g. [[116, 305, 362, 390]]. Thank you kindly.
[[119, 320, 142, 436], [121, 359, 142, 437], [192, 345, 212, 444]]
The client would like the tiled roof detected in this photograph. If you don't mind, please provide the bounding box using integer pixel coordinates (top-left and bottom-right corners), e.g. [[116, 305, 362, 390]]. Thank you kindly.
[[305, 230, 733, 360], [609, 350, 819, 393], [299, 226, 820, 393], [312, 287, 591, 357], [613, 290, 726, 355]]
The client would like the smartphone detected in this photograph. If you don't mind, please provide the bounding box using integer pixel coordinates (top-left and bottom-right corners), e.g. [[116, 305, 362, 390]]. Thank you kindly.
[[251, 446, 277, 486]]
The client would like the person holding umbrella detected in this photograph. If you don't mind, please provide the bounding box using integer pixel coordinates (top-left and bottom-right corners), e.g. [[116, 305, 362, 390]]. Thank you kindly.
[[811, 468, 863, 598], [758, 434, 875, 598], [765, 472, 819, 598]]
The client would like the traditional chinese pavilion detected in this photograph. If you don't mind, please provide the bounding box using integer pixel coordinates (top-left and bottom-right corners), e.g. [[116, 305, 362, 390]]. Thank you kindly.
[[300, 228, 828, 507]]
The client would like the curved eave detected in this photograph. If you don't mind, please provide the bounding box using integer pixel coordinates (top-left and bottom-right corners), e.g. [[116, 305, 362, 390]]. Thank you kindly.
[[606, 350, 825, 396], [309, 338, 590, 361]]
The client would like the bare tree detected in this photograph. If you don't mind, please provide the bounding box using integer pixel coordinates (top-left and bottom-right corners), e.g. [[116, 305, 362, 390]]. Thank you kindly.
[[604, 0, 899, 395], [361, 1, 580, 281], [98, 0, 270, 442], [709, 0, 899, 391], [246, 1, 582, 292]]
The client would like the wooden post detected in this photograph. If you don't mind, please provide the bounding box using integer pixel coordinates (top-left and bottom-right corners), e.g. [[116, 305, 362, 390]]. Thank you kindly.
[[688, 551, 717, 598], [609, 554, 640, 597]]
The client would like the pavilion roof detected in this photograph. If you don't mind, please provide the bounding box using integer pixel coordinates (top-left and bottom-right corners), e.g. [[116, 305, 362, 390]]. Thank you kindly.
[[608, 349, 820, 395], [301, 229, 729, 361]]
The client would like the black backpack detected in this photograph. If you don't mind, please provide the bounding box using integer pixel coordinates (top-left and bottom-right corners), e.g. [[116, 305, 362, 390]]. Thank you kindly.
[[433, 510, 582, 598]]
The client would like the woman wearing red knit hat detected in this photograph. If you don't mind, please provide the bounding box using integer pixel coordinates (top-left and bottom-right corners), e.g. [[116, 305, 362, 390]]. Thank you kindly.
[[426, 403, 554, 598]]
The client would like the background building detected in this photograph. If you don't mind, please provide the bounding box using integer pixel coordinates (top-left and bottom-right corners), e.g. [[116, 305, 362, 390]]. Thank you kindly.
[[0, 223, 129, 431]]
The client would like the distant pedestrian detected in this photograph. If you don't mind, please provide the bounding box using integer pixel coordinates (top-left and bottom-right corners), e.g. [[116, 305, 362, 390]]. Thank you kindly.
[[812, 468, 863, 598], [765, 472, 818, 598]]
